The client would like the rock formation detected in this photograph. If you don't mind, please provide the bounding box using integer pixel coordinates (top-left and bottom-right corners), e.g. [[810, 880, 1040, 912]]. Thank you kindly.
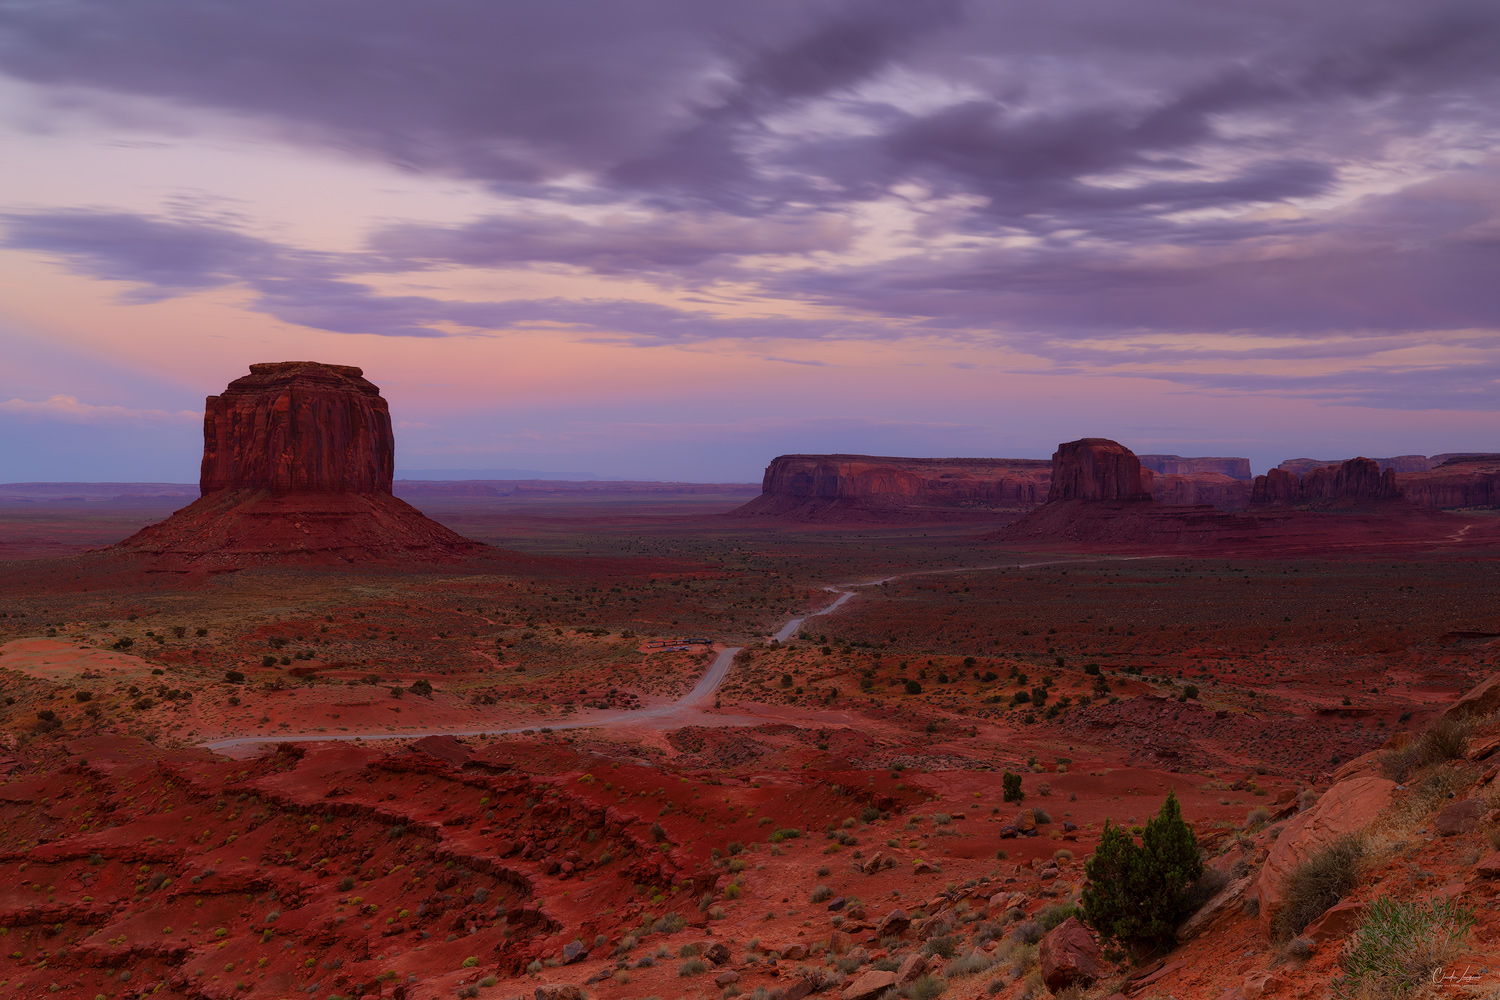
[[200, 362, 393, 494], [729, 455, 1052, 522], [1148, 472, 1252, 509], [1251, 457, 1400, 506], [1138, 455, 1252, 481], [1396, 456, 1500, 509], [113, 362, 483, 566], [1046, 438, 1152, 502]]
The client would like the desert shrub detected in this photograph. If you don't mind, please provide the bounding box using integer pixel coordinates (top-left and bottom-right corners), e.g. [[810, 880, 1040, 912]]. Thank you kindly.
[[1036, 903, 1078, 931], [678, 942, 702, 957], [678, 958, 708, 976], [1244, 807, 1270, 830], [872, 957, 900, 972], [810, 885, 833, 903], [860, 806, 881, 822], [1179, 865, 1230, 916], [904, 974, 947, 999], [650, 822, 667, 842], [1037, 782, 1051, 797], [1379, 716, 1471, 782], [1009, 920, 1043, 945], [408, 678, 433, 697], [1002, 772, 1024, 803], [1273, 834, 1366, 940], [1081, 790, 1203, 955], [338, 876, 355, 891], [651, 911, 685, 934], [922, 934, 958, 959], [1333, 896, 1474, 999], [1032, 807, 1051, 824]]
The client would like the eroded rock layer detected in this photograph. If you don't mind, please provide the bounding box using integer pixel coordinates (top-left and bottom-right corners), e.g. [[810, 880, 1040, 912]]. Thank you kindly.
[[201, 362, 394, 495]]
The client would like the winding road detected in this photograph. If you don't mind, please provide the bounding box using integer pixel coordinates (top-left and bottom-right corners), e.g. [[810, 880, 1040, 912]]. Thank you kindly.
[[200, 557, 1144, 753]]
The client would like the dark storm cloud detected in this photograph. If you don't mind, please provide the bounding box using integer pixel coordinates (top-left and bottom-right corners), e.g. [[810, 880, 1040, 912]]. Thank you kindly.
[[2, 0, 1500, 382], [0, 209, 883, 342]]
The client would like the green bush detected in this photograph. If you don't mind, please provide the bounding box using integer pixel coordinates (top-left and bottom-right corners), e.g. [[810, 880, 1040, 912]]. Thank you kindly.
[[1273, 834, 1366, 941], [1002, 772, 1024, 803], [1081, 790, 1203, 955], [1333, 896, 1474, 999]]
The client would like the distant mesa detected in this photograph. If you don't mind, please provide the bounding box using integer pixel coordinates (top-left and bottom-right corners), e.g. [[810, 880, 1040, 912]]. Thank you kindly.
[[728, 454, 1051, 522], [729, 448, 1267, 521], [1251, 457, 1400, 507], [1138, 454, 1252, 481], [996, 438, 1491, 553], [112, 362, 485, 567]]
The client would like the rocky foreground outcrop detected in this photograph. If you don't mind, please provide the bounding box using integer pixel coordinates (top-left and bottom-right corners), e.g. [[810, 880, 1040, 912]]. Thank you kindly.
[[200, 361, 394, 494], [113, 362, 483, 566]]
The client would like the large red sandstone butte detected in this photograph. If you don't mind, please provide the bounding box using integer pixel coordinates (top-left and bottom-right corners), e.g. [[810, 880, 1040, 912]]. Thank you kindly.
[[201, 361, 393, 494], [1047, 438, 1152, 502], [113, 362, 483, 566]]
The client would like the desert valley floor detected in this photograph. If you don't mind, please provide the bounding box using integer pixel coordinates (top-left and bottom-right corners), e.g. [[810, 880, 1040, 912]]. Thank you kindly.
[[4, 489, 1500, 1000]]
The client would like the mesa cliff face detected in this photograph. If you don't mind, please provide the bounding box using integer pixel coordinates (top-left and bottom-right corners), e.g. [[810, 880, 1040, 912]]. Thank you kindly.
[[1397, 456, 1500, 509], [1047, 438, 1152, 502], [115, 362, 481, 566], [200, 361, 394, 495], [1251, 457, 1400, 505], [1138, 455, 1252, 481], [730, 455, 1052, 521]]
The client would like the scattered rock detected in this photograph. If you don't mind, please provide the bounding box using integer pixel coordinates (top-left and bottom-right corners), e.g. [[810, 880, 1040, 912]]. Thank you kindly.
[[841, 970, 898, 1000], [560, 940, 586, 964], [715, 971, 740, 988], [1304, 900, 1366, 944], [1241, 970, 1283, 999], [1434, 798, 1484, 836], [535, 986, 583, 1000], [1038, 917, 1104, 992], [875, 909, 910, 938], [704, 942, 730, 966]]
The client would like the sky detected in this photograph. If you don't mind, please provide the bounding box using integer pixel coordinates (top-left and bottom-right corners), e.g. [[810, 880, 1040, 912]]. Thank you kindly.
[[1, 0, 1498, 483]]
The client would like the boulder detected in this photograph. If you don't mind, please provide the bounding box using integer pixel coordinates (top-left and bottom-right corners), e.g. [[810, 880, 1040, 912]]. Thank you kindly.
[[704, 942, 731, 965], [560, 940, 586, 964], [841, 970, 898, 1000], [1176, 874, 1253, 942], [1241, 971, 1283, 999], [895, 952, 926, 986], [1047, 439, 1152, 502], [875, 909, 910, 938], [1254, 776, 1396, 929], [1038, 917, 1103, 992], [1445, 674, 1500, 721], [714, 971, 740, 988], [1015, 809, 1037, 833], [778, 942, 808, 961], [1304, 899, 1366, 944], [1435, 798, 1485, 836], [534, 987, 583, 1000]]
